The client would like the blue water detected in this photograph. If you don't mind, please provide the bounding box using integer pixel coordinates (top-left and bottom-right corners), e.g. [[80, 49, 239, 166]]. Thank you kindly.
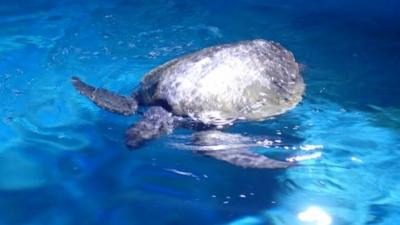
[[1, 0, 399, 224]]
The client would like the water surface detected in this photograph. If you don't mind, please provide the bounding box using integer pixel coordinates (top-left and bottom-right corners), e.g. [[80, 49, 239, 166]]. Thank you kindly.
[[0, 1, 399, 224]]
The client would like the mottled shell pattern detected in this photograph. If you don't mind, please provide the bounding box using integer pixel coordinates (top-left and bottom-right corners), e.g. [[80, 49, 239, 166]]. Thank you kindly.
[[137, 39, 304, 126]]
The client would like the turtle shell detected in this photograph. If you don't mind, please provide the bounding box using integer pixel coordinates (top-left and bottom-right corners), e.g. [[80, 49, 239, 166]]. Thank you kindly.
[[137, 39, 304, 125]]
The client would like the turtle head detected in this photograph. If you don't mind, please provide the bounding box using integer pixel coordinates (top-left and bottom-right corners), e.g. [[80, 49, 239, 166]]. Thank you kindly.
[[126, 106, 175, 149]]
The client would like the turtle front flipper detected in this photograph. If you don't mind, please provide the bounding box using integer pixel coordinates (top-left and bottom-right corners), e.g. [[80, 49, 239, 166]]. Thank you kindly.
[[126, 106, 175, 148], [193, 131, 292, 169], [71, 76, 138, 116], [201, 149, 292, 169]]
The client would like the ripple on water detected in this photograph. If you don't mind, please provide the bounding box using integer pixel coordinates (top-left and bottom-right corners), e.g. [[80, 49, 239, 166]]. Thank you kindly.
[[0, 149, 54, 190], [0, 120, 16, 148], [264, 102, 400, 224], [9, 116, 90, 152]]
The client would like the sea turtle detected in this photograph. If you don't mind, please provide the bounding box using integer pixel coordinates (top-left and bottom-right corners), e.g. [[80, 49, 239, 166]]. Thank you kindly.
[[72, 39, 305, 169]]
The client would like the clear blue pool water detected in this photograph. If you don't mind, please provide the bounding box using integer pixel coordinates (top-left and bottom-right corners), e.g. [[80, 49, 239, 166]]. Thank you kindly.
[[1, 0, 399, 224]]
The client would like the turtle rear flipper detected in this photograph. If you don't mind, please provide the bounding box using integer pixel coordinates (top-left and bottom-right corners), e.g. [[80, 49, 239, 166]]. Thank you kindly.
[[71, 76, 138, 116]]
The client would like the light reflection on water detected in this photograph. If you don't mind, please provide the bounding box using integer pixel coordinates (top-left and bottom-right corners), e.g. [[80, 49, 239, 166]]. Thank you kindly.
[[227, 101, 400, 224], [298, 206, 332, 225]]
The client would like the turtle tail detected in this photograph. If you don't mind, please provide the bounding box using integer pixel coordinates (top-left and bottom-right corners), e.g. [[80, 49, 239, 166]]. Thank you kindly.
[[71, 76, 138, 116]]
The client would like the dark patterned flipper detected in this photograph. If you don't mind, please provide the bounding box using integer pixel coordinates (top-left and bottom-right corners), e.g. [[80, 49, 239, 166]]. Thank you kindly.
[[193, 131, 292, 169], [71, 76, 137, 116], [201, 148, 292, 169]]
